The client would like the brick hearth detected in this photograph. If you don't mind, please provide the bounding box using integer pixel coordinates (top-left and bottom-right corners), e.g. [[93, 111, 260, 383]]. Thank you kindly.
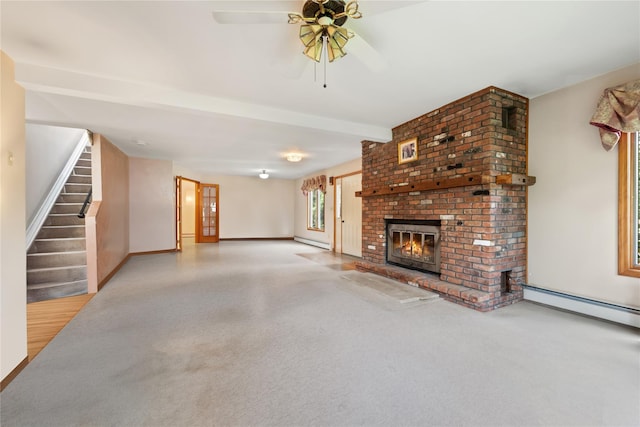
[[358, 86, 533, 311]]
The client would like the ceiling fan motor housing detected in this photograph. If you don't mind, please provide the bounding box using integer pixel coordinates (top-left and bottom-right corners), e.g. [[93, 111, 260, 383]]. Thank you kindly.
[[303, 0, 348, 26]]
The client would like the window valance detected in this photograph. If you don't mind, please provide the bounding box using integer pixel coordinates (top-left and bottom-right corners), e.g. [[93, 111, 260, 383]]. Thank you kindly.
[[301, 175, 327, 196], [590, 79, 640, 151]]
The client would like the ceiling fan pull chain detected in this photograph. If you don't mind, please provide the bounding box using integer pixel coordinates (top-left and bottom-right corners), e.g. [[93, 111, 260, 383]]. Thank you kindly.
[[323, 36, 328, 88]]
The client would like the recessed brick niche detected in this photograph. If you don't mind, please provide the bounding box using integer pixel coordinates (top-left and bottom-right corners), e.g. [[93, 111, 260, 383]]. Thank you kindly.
[[356, 87, 534, 311]]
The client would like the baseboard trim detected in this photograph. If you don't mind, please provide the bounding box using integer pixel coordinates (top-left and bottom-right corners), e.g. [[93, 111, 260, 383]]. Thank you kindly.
[[220, 237, 294, 241], [293, 237, 331, 250], [130, 248, 178, 256], [1, 356, 29, 392], [97, 254, 131, 291], [523, 285, 640, 328]]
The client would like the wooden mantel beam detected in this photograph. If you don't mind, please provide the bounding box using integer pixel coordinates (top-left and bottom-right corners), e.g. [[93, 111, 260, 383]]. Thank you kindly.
[[355, 174, 536, 197], [495, 174, 537, 186]]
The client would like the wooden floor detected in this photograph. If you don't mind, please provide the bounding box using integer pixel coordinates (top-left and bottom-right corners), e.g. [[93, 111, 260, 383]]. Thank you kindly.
[[27, 294, 93, 361]]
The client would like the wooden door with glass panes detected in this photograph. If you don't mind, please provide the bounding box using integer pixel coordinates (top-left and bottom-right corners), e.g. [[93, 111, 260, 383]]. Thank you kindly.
[[197, 183, 219, 243]]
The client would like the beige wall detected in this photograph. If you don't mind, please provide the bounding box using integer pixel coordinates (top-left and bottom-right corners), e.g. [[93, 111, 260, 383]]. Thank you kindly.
[[528, 63, 640, 309], [129, 157, 175, 253], [0, 51, 28, 381], [87, 134, 130, 290], [294, 157, 362, 248], [173, 166, 295, 239]]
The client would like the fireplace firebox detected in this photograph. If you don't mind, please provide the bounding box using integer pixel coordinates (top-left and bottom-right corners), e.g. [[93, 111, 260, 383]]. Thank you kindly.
[[386, 220, 441, 274]]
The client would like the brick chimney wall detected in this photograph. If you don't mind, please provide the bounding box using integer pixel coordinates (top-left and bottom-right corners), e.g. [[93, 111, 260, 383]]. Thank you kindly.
[[359, 87, 529, 311]]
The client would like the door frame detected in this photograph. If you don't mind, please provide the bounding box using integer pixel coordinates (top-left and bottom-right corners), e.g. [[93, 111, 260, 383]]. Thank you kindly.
[[332, 170, 362, 255], [175, 176, 202, 249]]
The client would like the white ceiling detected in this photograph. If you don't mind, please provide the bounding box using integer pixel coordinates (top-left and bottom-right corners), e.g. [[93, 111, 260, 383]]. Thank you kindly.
[[2, 1, 639, 179]]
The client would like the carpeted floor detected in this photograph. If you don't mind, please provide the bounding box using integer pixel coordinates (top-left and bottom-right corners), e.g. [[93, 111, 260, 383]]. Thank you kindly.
[[1, 240, 638, 426]]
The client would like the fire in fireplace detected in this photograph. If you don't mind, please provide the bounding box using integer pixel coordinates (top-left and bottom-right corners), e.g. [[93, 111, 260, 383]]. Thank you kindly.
[[386, 220, 441, 274]]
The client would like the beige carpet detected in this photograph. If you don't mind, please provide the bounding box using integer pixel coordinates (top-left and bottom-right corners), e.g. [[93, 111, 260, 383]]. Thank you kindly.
[[2, 241, 639, 426]]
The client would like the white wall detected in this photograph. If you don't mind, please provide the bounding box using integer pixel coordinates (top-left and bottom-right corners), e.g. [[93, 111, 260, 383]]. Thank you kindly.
[[294, 157, 362, 248], [25, 124, 84, 223], [528, 63, 640, 309], [1, 51, 27, 382], [173, 166, 295, 239], [129, 157, 176, 253]]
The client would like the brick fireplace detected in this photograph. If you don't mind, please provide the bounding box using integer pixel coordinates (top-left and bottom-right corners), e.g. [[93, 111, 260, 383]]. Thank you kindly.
[[355, 87, 535, 311]]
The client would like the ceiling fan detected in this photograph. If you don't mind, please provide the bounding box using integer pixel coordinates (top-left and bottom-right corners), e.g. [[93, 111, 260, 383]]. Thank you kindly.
[[212, 0, 387, 73], [287, 0, 361, 63]]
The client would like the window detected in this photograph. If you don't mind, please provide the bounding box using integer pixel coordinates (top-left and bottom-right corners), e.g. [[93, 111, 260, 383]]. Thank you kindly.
[[618, 132, 640, 277], [307, 189, 325, 231]]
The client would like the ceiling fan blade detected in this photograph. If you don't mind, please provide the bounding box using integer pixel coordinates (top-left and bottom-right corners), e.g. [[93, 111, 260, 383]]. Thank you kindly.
[[346, 32, 388, 72], [269, 25, 311, 79], [278, 52, 311, 79], [363, 1, 428, 17], [212, 10, 290, 24]]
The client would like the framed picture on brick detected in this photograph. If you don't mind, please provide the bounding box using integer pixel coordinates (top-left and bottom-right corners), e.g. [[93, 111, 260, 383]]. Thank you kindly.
[[398, 137, 418, 164]]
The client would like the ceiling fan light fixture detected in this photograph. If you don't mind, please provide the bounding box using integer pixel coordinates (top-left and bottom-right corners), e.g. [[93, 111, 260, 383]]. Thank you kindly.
[[303, 39, 323, 62], [259, 170, 269, 179], [317, 16, 333, 26], [296, 0, 362, 64], [286, 153, 303, 162]]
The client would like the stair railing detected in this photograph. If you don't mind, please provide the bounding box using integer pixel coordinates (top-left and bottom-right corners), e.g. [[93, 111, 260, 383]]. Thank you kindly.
[[26, 131, 91, 250], [78, 188, 92, 219]]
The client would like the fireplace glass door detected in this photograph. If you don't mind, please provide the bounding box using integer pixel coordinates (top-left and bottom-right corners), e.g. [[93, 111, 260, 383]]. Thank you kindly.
[[393, 232, 436, 262], [387, 222, 441, 273]]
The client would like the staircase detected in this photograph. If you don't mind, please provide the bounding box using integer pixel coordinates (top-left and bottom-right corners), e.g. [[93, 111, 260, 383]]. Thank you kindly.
[[27, 146, 92, 303]]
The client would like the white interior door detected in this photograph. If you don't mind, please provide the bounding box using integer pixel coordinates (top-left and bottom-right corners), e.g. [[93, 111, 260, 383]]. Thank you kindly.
[[341, 173, 362, 257], [335, 180, 342, 253]]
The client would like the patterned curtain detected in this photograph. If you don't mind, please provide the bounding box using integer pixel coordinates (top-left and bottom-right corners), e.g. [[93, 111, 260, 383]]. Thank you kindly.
[[301, 175, 327, 196], [590, 79, 640, 151]]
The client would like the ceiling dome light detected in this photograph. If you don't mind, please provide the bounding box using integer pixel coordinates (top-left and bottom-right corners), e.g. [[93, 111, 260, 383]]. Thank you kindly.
[[317, 16, 334, 26], [259, 170, 269, 179], [286, 153, 303, 162]]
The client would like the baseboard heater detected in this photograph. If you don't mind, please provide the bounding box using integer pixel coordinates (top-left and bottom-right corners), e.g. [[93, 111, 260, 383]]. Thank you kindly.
[[293, 236, 330, 250], [523, 285, 640, 328], [219, 237, 294, 241]]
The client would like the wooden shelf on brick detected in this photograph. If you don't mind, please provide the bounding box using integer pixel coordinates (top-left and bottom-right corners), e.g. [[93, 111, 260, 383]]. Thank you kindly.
[[356, 174, 536, 198]]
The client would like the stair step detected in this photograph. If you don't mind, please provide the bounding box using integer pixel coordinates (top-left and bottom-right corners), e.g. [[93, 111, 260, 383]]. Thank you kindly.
[[64, 183, 91, 194], [27, 265, 87, 285], [30, 237, 86, 252], [27, 251, 87, 269], [37, 226, 85, 239], [44, 214, 85, 226], [73, 166, 92, 176], [50, 203, 84, 214], [36, 225, 85, 240], [27, 280, 88, 303], [27, 141, 91, 303], [56, 193, 88, 203], [67, 175, 92, 185]]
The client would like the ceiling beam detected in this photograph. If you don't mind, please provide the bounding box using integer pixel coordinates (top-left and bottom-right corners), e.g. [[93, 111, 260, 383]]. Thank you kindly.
[[15, 62, 392, 142]]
